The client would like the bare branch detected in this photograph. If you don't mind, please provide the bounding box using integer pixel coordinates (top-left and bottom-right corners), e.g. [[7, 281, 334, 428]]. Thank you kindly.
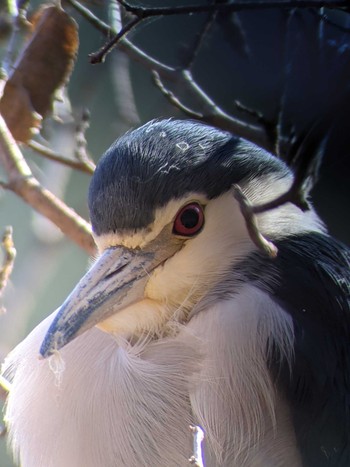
[[1, 1, 30, 76], [68, 0, 349, 168], [153, 70, 273, 152], [232, 185, 278, 258], [182, 8, 217, 70], [65, 0, 343, 195], [152, 72, 203, 118], [118, 37, 177, 78], [88, 0, 350, 64], [117, 0, 349, 17], [90, 16, 141, 64], [74, 0, 274, 150], [252, 177, 309, 214], [27, 140, 95, 175], [250, 126, 315, 214], [74, 109, 93, 165], [65, 0, 177, 77], [232, 125, 319, 250], [108, 0, 123, 34], [65, 0, 112, 35], [0, 114, 96, 255], [189, 425, 205, 467], [310, 8, 350, 31], [0, 226, 16, 296]]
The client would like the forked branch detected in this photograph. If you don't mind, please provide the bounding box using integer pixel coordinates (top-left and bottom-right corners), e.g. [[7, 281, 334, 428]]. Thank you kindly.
[[0, 114, 96, 255]]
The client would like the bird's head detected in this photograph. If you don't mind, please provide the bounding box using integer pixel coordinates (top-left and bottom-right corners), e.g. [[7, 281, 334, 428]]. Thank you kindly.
[[40, 119, 309, 358]]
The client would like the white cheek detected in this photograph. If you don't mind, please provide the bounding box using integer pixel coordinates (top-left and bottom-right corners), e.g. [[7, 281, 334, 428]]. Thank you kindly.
[[145, 193, 255, 306]]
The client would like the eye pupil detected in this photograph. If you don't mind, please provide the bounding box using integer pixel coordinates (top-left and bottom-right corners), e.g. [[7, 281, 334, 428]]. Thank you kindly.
[[180, 210, 199, 229], [173, 203, 204, 237]]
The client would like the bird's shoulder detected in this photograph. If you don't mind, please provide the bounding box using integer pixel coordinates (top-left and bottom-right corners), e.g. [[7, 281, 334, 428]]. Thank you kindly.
[[240, 232, 350, 467]]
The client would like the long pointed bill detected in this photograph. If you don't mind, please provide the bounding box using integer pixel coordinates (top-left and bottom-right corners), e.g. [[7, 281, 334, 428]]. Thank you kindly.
[[40, 228, 182, 358]]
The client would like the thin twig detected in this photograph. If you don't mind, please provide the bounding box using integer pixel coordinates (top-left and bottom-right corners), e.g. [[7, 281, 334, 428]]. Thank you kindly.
[[66, 0, 177, 77], [232, 185, 278, 258], [84, 0, 349, 65], [182, 7, 217, 70], [251, 120, 319, 213], [117, 0, 349, 17], [251, 178, 308, 214], [233, 100, 275, 142], [27, 140, 95, 174], [189, 425, 205, 467], [310, 8, 350, 32], [92, 0, 350, 63], [108, 0, 123, 34], [232, 124, 317, 246], [152, 72, 203, 118], [2, 5, 19, 75], [0, 226, 16, 296], [77, 0, 350, 68], [65, 0, 112, 35], [0, 114, 96, 255], [153, 70, 273, 152], [119, 38, 177, 78], [68, 0, 345, 167], [74, 109, 95, 167], [90, 16, 141, 64]]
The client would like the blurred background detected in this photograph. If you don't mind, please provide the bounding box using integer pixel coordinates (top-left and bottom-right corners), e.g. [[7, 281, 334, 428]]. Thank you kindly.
[[0, 1, 349, 465]]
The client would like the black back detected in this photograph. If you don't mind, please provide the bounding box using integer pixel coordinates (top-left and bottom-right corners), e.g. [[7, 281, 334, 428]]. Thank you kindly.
[[236, 233, 350, 466]]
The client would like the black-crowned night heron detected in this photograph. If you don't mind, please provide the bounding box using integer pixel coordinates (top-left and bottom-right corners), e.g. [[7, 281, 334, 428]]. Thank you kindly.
[[2, 119, 350, 467]]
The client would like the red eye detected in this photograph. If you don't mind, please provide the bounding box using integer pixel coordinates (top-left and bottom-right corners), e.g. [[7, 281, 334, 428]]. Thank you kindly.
[[173, 203, 204, 237]]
